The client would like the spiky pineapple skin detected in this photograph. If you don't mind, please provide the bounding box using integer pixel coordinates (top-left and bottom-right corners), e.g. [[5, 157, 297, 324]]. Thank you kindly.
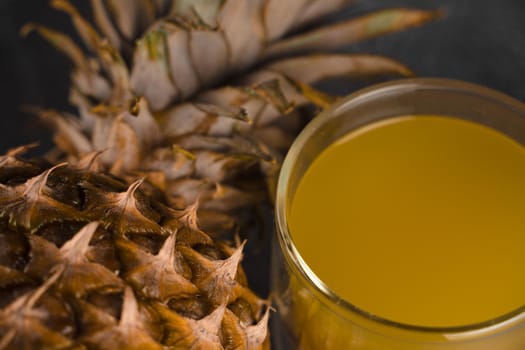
[[0, 150, 268, 350]]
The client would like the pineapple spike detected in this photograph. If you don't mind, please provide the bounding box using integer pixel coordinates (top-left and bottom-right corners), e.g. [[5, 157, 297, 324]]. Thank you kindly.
[[116, 230, 199, 301], [221, 307, 270, 350], [119, 286, 141, 328], [25, 228, 124, 298], [2, 143, 39, 159], [264, 8, 444, 59], [127, 177, 145, 196], [217, 239, 246, 283], [60, 222, 99, 263], [0, 162, 88, 231], [83, 178, 165, 235], [0, 143, 42, 178], [181, 241, 247, 305], [155, 301, 226, 349], [85, 286, 164, 350], [0, 266, 70, 350], [179, 199, 201, 232], [156, 228, 178, 268], [35, 223, 125, 297], [74, 150, 107, 172], [244, 306, 271, 350], [25, 265, 65, 309], [163, 200, 214, 246], [201, 302, 227, 335]]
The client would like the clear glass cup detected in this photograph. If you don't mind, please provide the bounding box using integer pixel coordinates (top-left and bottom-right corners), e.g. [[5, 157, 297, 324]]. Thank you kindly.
[[272, 78, 525, 350]]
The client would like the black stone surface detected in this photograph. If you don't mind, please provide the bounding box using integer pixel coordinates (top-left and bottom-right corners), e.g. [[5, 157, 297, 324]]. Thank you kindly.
[[0, 0, 524, 326]]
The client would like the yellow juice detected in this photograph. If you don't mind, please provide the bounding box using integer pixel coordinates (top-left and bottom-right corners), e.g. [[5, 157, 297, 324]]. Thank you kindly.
[[289, 115, 525, 329]]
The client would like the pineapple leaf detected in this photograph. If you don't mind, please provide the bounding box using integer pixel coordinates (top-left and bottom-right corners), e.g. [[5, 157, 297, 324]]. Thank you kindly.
[[266, 54, 415, 84], [264, 8, 444, 59], [193, 102, 249, 122], [293, 0, 353, 29], [287, 79, 336, 109], [170, 0, 223, 28], [263, 0, 308, 41], [34, 108, 93, 157], [217, 0, 263, 70], [51, 0, 102, 52], [248, 79, 294, 115], [131, 26, 179, 110], [20, 24, 87, 68], [90, 0, 121, 49]]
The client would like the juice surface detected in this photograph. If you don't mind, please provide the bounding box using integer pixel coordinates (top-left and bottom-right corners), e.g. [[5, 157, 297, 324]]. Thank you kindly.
[[289, 115, 525, 328]]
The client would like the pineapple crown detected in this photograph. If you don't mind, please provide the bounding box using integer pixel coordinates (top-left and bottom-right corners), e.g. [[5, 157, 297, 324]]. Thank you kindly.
[[20, 0, 441, 179]]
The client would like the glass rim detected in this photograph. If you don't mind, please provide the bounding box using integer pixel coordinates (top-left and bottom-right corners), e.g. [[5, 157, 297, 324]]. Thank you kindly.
[[275, 77, 525, 336]]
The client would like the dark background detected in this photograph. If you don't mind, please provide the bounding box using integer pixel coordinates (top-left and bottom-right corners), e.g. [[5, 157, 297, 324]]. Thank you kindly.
[[1, 0, 525, 298]]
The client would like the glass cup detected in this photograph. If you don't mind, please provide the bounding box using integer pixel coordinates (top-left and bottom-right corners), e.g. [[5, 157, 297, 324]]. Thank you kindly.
[[272, 78, 525, 349]]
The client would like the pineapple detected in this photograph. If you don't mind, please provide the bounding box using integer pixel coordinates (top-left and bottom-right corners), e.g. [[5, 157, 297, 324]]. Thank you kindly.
[[0, 147, 268, 349], [0, 0, 441, 348]]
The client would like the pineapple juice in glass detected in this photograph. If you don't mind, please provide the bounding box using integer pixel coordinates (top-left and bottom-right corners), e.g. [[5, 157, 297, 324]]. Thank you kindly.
[[272, 79, 525, 349]]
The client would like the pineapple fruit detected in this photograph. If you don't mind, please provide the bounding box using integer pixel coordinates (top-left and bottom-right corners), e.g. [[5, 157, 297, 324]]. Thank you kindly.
[[0, 0, 441, 349], [0, 147, 268, 349]]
